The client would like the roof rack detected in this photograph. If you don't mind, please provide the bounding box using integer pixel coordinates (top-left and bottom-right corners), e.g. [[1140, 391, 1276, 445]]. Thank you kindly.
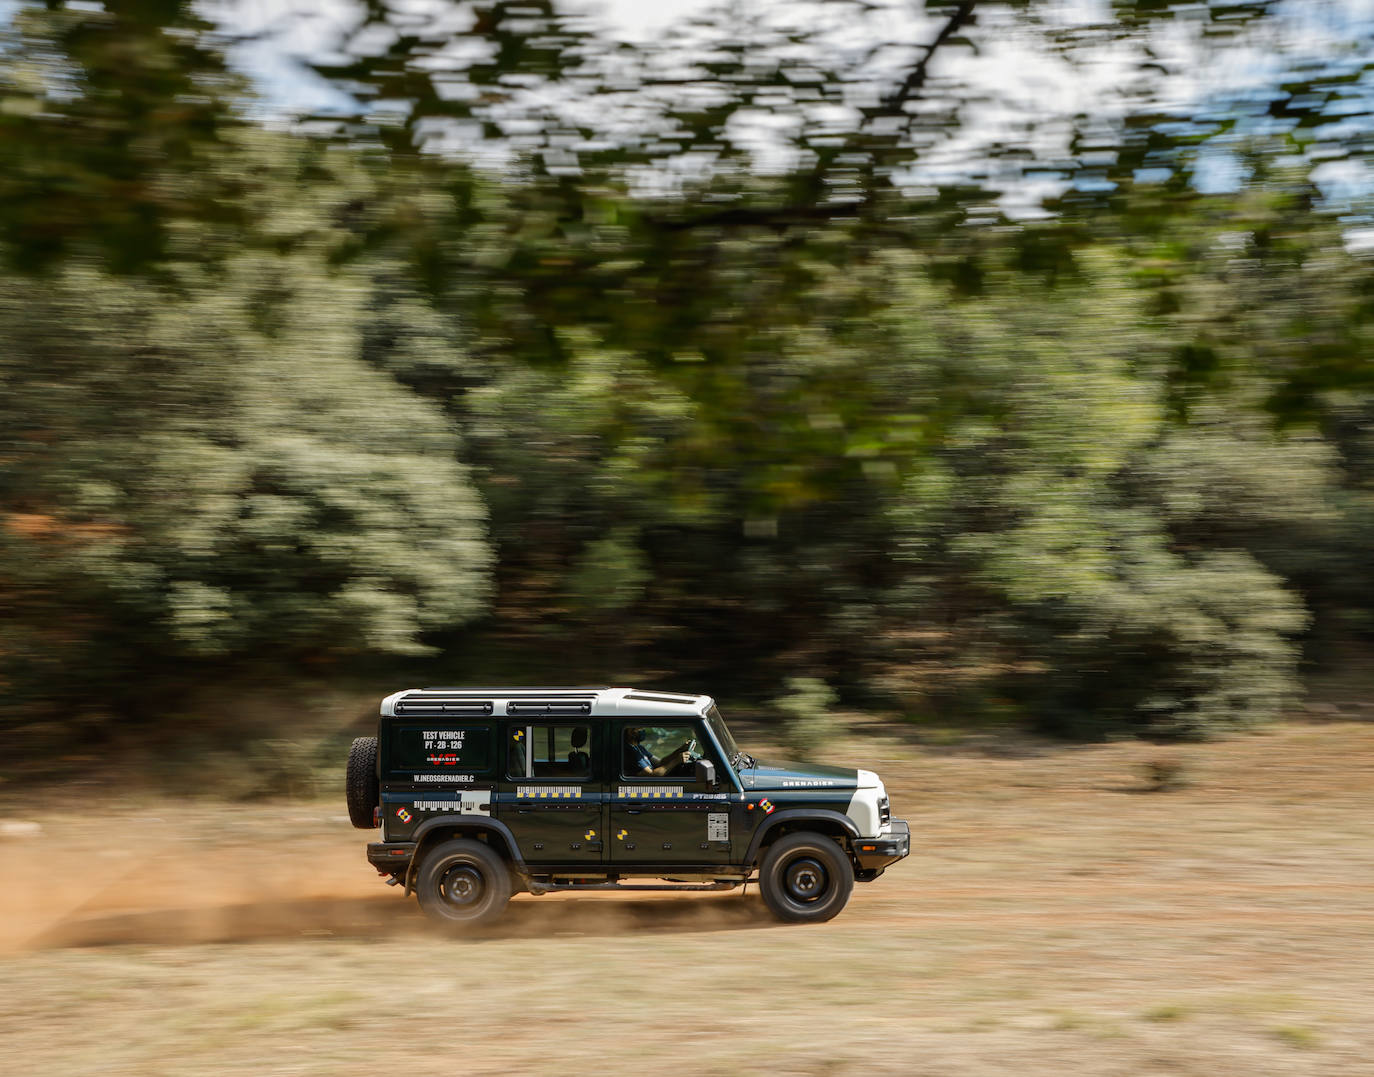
[[393, 698, 495, 717], [379, 687, 713, 718], [506, 701, 593, 716]]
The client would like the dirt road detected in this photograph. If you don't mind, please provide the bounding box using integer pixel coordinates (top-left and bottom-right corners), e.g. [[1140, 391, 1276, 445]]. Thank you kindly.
[[2, 720, 1371, 1076]]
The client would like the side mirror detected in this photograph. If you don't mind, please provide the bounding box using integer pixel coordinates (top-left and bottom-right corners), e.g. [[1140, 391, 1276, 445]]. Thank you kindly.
[[695, 758, 717, 788]]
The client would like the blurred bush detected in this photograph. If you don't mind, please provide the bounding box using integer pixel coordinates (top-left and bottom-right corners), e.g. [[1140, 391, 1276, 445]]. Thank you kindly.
[[772, 677, 841, 758], [0, 200, 492, 733]]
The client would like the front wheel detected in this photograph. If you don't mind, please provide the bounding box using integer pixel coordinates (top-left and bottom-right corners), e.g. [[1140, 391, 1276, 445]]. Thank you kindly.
[[415, 839, 512, 927], [758, 832, 854, 924]]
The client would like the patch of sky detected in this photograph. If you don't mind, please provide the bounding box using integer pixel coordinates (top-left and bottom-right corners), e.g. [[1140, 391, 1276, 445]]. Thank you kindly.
[[199, 0, 359, 118], [1192, 149, 1246, 193], [1313, 156, 1371, 202]]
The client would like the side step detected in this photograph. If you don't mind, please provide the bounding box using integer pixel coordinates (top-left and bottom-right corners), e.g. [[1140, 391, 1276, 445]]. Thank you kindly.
[[526, 880, 743, 895]]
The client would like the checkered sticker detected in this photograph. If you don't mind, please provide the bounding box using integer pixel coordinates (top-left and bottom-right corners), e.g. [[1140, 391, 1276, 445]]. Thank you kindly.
[[618, 786, 685, 799]]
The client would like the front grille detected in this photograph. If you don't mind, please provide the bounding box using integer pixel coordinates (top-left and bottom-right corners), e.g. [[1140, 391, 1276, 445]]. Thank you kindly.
[[878, 795, 891, 826]]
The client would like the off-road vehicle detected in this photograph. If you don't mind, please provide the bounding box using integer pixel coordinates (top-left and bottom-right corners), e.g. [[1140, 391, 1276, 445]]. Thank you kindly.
[[346, 687, 909, 926]]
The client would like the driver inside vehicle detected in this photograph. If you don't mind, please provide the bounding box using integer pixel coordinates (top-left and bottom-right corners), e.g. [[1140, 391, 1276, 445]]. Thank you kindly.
[[624, 726, 695, 777]]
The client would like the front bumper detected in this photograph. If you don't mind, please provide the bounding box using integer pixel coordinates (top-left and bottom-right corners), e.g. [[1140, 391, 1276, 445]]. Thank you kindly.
[[853, 819, 910, 873], [367, 841, 416, 875]]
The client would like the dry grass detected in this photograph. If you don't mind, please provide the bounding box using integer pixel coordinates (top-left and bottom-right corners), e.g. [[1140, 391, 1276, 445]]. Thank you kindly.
[[2, 718, 1373, 1076]]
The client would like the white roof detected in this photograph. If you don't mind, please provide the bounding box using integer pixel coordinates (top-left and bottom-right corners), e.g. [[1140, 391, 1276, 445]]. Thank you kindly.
[[379, 686, 713, 719]]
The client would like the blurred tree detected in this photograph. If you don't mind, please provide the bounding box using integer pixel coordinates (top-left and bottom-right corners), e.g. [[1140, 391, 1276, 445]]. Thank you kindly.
[[0, 0, 249, 273], [3, 0, 1372, 750], [1112, 177, 1374, 651], [871, 248, 1311, 735], [307, 0, 1372, 407], [0, 135, 492, 736]]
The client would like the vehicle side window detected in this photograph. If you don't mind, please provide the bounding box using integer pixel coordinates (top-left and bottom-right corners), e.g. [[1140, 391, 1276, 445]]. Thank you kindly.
[[507, 723, 594, 780], [620, 722, 707, 779], [384, 724, 491, 777]]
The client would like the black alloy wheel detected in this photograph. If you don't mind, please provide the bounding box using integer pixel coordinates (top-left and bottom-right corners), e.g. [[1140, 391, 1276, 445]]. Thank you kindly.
[[783, 855, 829, 903], [758, 831, 855, 923], [415, 838, 512, 927]]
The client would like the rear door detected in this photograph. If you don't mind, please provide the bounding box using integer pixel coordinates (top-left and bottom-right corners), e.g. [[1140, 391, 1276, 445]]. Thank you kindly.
[[498, 720, 605, 864], [378, 719, 497, 842]]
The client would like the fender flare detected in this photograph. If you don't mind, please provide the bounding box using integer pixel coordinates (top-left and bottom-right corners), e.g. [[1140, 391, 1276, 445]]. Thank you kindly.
[[743, 808, 859, 868], [409, 816, 529, 876]]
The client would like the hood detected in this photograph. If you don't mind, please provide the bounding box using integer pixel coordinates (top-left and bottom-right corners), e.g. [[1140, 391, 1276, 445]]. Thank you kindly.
[[736, 760, 863, 792]]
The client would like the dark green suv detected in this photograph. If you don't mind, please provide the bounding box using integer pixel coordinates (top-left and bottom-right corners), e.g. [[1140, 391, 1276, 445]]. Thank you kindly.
[[346, 687, 909, 926]]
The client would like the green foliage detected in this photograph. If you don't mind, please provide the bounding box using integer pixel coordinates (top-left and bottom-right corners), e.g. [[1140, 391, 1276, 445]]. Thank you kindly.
[[3, 0, 1374, 749], [874, 252, 1312, 736], [0, 2, 248, 273], [0, 250, 491, 722], [772, 678, 841, 759], [566, 530, 651, 614]]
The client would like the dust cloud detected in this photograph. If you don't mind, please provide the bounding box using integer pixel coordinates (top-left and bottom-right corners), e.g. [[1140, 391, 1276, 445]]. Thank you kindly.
[[1, 816, 774, 951]]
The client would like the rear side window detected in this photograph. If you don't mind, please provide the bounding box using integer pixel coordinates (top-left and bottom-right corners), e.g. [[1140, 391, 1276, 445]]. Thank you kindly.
[[385, 724, 492, 777], [507, 723, 595, 780]]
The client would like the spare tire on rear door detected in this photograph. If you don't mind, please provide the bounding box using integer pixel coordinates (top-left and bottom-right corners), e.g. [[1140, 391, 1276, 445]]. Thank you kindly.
[[346, 736, 380, 829]]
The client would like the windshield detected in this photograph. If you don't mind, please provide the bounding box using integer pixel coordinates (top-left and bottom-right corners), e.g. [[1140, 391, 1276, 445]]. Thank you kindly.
[[705, 705, 745, 767]]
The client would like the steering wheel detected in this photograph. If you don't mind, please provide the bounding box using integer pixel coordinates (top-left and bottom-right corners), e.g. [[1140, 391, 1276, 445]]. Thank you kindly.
[[668, 736, 699, 776]]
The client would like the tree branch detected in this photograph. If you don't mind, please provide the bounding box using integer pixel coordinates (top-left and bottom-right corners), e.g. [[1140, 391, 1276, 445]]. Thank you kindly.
[[876, 1, 978, 119], [646, 2, 979, 233]]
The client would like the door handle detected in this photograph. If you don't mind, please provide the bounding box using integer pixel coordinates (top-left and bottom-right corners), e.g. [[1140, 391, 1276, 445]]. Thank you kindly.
[[625, 808, 643, 815]]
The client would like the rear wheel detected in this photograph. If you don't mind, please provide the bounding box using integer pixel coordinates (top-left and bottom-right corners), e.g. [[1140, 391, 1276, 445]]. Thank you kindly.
[[758, 831, 854, 924], [415, 839, 512, 927], [345, 737, 379, 829]]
